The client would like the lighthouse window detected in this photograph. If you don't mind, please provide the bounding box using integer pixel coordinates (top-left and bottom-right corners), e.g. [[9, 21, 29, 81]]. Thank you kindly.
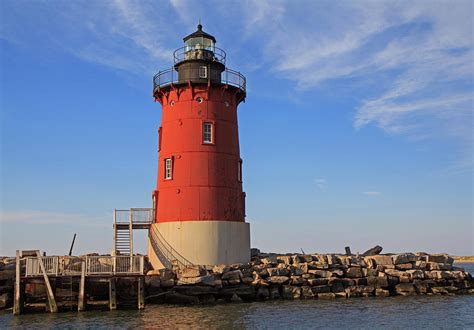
[[164, 158, 173, 180], [199, 66, 207, 78], [238, 159, 243, 182], [203, 122, 213, 144]]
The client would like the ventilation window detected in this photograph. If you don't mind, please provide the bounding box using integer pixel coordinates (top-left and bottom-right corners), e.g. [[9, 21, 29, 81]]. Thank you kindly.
[[199, 66, 207, 78], [202, 122, 213, 144], [170, 100, 175, 107], [158, 127, 162, 152], [224, 101, 230, 108], [238, 159, 243, 182], [196, 97, 203, 103], [164, 158, 173, 180]]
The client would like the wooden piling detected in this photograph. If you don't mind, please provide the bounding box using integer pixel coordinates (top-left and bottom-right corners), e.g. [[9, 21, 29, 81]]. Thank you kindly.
[[78, 261, 86, 312], [138, 277, 145, 310], [13, 250, 22, 315], [109, 278, 117, 310], [36, 251, 58, 313]]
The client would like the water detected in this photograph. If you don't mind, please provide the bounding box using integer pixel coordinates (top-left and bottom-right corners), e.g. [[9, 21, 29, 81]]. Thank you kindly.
[[1, 264, 473, 329]]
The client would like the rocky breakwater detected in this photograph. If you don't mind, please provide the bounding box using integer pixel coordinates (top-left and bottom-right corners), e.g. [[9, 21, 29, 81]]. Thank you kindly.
[[0, 257, 16, 310], [145, 252, 473, 304]]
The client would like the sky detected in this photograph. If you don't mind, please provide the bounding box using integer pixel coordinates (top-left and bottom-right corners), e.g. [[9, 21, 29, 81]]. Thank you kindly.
[[1, 0, 473, 256]]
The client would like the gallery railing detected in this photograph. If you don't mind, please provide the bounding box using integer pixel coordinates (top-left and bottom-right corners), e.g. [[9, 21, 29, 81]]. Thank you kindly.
[[153, 67, 246, 94]]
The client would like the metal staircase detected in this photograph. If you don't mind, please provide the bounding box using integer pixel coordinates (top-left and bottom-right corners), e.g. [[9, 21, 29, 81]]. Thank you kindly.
[[148, 224, 194, 269], [113, 208, 154, 256]]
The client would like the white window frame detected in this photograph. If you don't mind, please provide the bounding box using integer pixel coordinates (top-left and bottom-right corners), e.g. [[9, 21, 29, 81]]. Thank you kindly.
[[203, 122, 213, 144], [164, 158, 172, 180], [199, 66, 207, 78]]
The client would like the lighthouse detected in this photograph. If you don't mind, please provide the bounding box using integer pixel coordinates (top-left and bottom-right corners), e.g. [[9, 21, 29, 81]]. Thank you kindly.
[[148, 24, 250, 269]]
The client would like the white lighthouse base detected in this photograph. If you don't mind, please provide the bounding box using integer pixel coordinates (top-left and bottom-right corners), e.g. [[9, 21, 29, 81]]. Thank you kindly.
[[147, 221, 250, 269]]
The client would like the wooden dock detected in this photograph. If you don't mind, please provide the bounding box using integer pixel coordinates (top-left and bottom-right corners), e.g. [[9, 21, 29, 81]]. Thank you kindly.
[[13, 250, 146, 314]]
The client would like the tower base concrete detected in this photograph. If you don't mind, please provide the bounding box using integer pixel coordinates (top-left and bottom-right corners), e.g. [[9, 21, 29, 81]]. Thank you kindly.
[[148, 221, 250, 269]]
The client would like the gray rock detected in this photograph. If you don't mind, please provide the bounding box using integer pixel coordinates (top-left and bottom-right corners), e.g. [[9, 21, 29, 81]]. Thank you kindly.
[[159, 269, 175, 281], [0, 293, 11, 309], [427, 263, 452, 271], [395, 283, 416, 295], [219, 285, 255, 298], [277, 255, 292, 264], [431, 287, 449, 295], [331, 269, 345, 277], [406, 269, 424, 280], [161, 279, 175, 288], [318, 293, 336, 299], [426, 271, 448, 280], [395, 263, 413, 270], [176, 275, 215, 286], [267, 276, 290, 285], [301, 286, 314, 299], [261, 255, 278, 265], [367, 276, 388, 288], [290, 276, 306, 286], [269, 286, 280, 299], [230, 293, 243, 302], [199, 294, 216, 304], [145, 276, 161, 288], [179, 266, 206, 278], [221, 270, 243, 281], [327, 255, 341, 265], [330, 282, 345, 293], [212, 264, 231, 274], [267, 267, 290, 277], [312, 285, 331, 294], [281, 285, 301, 299], [384, 269, 406, 278], [308, 270, 332, 278], [346, 267, 364, 278], [392, 253, 417, 265], [426, 254, 454, 265], [173, 286, 218, 295], [362, 245, 383, 256], [250, 248, 261, 257], [0, 270, 15, 281], [165, 292, 200, 304], [256, 287, 270, 299], [375, 288, 390, 297], [307, 278, 328, 286]]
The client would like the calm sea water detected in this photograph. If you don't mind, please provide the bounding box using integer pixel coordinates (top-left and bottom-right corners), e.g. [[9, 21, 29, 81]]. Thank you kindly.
[[1, 264, 473, 329]]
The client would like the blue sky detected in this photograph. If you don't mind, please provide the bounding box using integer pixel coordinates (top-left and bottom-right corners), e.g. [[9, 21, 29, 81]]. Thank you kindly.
[[1, 0, 473, 256]]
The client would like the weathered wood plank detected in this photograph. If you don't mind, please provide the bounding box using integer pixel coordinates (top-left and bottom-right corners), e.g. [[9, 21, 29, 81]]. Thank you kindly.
[[13, 250, 22, 315], [138, 277, 145, 309], [109, 278, 117, 310], [36, 251, 58, 313], [78, 261, 86, 312]]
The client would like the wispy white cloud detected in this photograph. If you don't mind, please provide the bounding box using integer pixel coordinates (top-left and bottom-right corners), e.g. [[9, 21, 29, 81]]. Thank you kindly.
[[239, 0, 473, 172], [314, 178, 327, 191], [363, 191, 381, 196], [0, 210, 109, 228]]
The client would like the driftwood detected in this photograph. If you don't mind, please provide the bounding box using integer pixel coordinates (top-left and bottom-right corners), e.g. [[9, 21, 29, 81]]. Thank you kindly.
[[362, 245, 383, 256]]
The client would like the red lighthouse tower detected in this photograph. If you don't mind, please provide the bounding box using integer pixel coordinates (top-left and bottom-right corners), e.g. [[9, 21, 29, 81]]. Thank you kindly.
[[148, 25, 250, 268]]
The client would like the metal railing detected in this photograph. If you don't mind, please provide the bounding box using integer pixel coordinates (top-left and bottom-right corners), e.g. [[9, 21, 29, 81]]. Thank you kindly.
[[153, 67, 246, 94], [114, 208, 154, 225], [174, 45, 226, 65], [23, 255, 145, 277], [148, 225, 194, 270]]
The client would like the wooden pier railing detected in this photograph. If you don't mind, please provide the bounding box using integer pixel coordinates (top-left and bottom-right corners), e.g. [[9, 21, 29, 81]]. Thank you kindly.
[[22, 255, 145, 277]]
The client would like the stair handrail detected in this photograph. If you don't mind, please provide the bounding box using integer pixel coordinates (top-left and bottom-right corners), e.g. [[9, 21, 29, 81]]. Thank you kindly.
[[148, 224, 194, 269]]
